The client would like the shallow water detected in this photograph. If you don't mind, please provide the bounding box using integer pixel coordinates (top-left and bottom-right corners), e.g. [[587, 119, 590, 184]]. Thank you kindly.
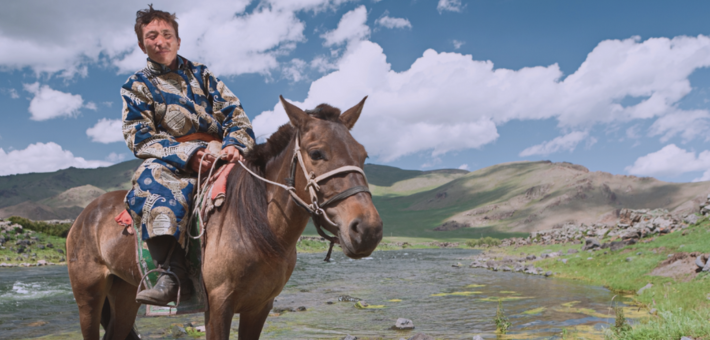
[[0, 249, 633, 339]]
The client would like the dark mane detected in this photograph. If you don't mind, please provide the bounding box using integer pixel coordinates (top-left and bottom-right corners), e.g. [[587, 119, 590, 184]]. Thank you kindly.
[[222, 103, 342, 258]]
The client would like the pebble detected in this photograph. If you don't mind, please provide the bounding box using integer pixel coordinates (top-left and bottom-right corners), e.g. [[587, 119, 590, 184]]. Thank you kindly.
[[561, 259, 568, 264], [473, 336, 484, 340], [342, 335, 358, 340], [625, 257, 634, 262]]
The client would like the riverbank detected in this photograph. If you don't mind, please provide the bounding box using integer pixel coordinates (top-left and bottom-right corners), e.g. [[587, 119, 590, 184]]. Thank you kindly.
[[0, 222, 67, 267], [470, 215, 710, 339]]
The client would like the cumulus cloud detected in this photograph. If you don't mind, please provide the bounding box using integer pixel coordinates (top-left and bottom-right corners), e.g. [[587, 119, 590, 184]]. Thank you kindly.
[[253, 31, 710, 162], [86, 118, 124, 144], [458, 164, 469, 170], [0, 0, 352, 78], [375, 14, 412, 29], [452, 40, 465, 49], [23, 83, 86, 121], [321, 6, 370, 47], [625, 144, 710, 179], [0, 142, 111, 176], [438, 0, 464, 13], [282, 58, 308, 82], [519, 131, 589, 157]]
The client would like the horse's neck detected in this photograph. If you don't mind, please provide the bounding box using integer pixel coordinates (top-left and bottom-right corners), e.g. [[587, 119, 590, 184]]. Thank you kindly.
[[264, 140, 311, 250]]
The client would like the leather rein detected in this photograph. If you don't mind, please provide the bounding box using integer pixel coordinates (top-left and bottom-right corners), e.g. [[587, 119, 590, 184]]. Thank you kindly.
[[235, 131, 371, 262]]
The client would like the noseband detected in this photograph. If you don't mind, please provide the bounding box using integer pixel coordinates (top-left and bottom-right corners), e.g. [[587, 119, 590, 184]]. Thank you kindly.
[[237, 132, 371, 261]]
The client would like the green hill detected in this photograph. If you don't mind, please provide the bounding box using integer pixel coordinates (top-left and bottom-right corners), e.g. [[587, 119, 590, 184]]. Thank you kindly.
[[3, 159, 709, 243]]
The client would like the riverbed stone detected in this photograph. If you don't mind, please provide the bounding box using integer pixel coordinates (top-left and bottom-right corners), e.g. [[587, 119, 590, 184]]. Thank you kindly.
[[394, 318, 415, 330], [472, 336, 484, 340], [170, 324, 186, 337], [407, 333, 434, 340], [342, 335, 357, 340]]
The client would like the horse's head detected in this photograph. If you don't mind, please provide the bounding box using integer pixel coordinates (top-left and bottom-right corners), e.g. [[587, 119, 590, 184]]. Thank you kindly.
[[280, 96, 383, 259]]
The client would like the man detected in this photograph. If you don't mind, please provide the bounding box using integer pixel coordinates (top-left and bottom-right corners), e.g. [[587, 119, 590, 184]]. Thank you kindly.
[[121, 5, 255, 306]]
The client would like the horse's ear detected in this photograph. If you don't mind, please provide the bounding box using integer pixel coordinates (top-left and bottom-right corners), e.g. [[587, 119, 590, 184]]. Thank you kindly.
[[280, 95, 310, 129], [340, 96, 367, 130]]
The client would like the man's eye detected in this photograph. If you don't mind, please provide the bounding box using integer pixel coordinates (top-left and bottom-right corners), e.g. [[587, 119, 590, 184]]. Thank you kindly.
[[308, 150, 324, 161]]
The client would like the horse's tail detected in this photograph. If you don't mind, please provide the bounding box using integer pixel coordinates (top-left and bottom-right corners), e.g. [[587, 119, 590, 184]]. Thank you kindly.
[[100, 297, 141, 340]]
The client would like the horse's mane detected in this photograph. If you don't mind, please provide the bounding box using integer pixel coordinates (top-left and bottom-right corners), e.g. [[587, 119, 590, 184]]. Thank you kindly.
[[222, 103, 342, 258]]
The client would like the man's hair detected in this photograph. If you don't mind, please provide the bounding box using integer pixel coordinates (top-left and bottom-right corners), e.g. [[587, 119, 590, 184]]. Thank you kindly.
[[134, 4, 179, 43]]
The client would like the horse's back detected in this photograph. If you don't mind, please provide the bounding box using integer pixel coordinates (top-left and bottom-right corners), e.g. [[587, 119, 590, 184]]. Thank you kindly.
[[67, 190, 140, 286]]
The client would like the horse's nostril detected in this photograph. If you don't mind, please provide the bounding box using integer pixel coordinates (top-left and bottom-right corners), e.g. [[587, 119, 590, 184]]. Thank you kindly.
[[349, 218, 361, 234]]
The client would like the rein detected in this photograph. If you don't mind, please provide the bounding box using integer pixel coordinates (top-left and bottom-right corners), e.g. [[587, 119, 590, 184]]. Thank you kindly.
[[238, 132, 371, 261], [192, 132, 371, 262]]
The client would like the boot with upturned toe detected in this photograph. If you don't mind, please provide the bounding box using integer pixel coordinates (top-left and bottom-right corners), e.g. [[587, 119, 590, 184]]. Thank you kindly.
[[136, 236, 192, 306]]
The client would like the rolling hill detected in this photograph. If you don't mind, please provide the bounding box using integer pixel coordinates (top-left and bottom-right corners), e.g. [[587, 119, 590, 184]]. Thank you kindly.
[[1, 159, 709, 241]]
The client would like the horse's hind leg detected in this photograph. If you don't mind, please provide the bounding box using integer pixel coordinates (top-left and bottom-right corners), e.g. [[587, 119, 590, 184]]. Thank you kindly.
[[104, 276, 141, 340]]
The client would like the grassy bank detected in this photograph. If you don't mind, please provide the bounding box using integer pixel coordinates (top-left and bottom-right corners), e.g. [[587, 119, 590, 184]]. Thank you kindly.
[[0, 230, 67, 265], [487, 217, 710, 339]]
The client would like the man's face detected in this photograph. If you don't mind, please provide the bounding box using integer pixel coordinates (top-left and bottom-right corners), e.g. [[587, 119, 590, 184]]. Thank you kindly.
[[138, 19, 180, 68]]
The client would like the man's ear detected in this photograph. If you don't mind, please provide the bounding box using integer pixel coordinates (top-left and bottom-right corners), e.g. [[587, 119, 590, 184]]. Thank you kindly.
[[138, 41, 147, 54], [340, 96, 367, 130], [176, 37, 181, 50], [280, 95, 310, 129]]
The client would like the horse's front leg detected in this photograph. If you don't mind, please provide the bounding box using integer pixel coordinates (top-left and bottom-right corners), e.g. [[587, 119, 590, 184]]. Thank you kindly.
[[205, 285, 236, 340], [237, 299, 274, 340]]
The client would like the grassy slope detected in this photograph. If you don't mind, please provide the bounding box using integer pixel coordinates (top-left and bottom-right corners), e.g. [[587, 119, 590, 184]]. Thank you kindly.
[[492, 218, 710, 339], [0, 159, 141, 209]]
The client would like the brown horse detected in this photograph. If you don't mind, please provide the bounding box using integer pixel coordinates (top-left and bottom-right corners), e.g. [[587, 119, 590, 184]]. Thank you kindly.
[[66, 96, 383, 340]]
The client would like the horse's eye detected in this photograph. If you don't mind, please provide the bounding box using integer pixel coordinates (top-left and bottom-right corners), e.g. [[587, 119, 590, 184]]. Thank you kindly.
[[308, 150, 324, 161]]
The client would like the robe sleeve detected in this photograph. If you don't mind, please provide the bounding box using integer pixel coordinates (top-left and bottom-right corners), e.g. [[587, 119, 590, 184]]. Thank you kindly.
[[121, 75, 204, 171], [204, 70, 256, 153]]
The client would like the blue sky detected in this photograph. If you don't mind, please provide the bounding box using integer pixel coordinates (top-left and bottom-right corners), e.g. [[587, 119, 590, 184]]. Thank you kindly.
[[2, 0, 710, 182]]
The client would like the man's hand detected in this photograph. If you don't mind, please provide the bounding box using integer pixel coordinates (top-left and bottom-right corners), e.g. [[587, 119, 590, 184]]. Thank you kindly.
[[220, 145, 244, 163], [189, 149, 216, 174]]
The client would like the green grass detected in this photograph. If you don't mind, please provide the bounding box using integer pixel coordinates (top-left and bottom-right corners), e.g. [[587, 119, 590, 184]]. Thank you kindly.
[[0, 229, 67, 264], [496, 216, 710, 339]]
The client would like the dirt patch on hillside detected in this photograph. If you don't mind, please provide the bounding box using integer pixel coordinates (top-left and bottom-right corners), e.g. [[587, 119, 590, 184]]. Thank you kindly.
[[649, 252, 702, 281]]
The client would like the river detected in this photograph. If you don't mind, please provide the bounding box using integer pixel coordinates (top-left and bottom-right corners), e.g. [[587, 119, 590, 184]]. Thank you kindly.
[[0, 248, 633, 339]]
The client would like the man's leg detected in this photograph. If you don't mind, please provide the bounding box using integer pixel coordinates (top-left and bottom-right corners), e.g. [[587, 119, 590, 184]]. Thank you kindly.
[[135, 235, 192, 306]]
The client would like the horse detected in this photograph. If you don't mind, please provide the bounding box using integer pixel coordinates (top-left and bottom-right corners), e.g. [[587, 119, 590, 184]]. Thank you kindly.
[[66, 96, 383, 340]]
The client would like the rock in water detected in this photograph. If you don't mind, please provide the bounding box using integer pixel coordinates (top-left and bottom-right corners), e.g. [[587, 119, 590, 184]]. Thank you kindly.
[[407, 333, 434, 340], [394, 318, 415, 330], [171, 324, 186, 337], [473, 336, 484, 340], [342, 335, 358, 340]]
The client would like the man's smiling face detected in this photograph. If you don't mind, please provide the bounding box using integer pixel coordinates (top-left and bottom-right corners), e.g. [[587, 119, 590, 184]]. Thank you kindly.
[[139, 19, 181, 68]]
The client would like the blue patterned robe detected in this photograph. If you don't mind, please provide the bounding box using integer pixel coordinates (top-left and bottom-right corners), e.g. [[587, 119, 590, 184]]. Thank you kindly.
[[121, 56, 255, 247]]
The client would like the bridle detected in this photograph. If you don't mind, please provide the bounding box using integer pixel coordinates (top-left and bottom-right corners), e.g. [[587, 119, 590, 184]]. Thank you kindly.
[[234, 131, 371, 261]]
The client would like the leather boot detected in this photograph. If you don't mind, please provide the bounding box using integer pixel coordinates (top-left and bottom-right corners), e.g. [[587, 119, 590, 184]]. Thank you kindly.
[[136, 236, 192, 306]]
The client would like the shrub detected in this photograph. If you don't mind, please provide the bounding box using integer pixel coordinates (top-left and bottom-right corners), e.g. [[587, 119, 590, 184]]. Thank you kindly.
[[466, 236, 502, 248], [7, 216, 72, 238]]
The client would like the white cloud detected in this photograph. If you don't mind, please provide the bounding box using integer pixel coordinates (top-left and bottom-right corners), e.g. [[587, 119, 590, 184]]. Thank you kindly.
[[105, 152, 128, 163], [519, 131, 588, 157], [86, 118, 124, 144], [102, 101, 113, 107], [321, 6, 370, 47], [458, 164, 469, 170], [438, 0, 464, 13], [648, 109, 710, 142], [375, 15, 412, 29], [0, 142, 111, 176], [0, 0, 352, 78], [453, 40, 465, 49], [253, 33, 710, 162], [625, 144, 710, 179], [282, 58, 308, 82], [1, 88, 19, 99], [23, 82, 85, 121]]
